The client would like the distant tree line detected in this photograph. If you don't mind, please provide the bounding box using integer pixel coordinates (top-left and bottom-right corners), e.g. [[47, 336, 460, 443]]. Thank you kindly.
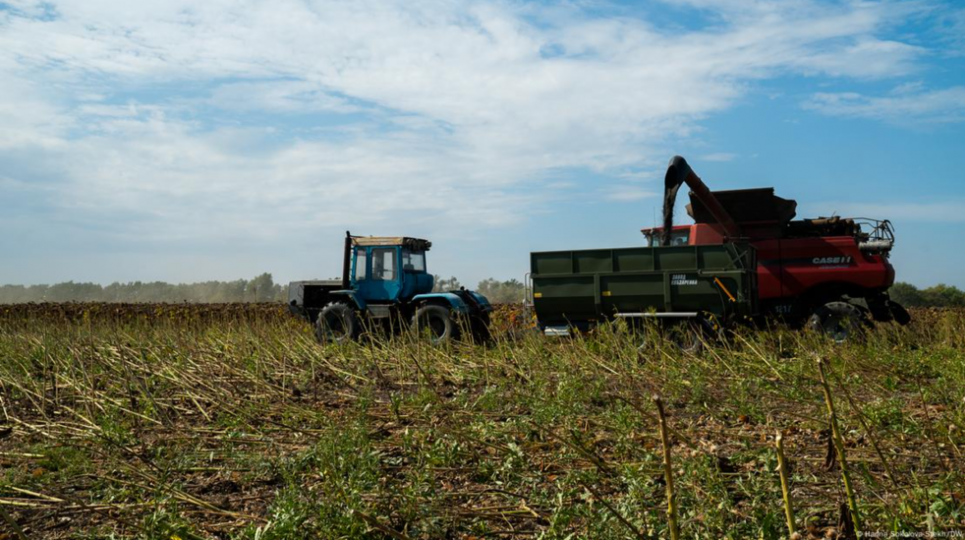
[[432, 276, 527, 304], [889, 282, 965, 308], [2, 276, 958, 307], [476, 278, 527, 304], [432, 276, 462, 293], [0, 274, 531, 304], [0, 273, 285, 303]]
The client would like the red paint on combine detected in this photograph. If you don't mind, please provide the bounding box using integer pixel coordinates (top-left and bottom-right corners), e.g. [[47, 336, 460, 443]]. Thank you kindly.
[[645, 156, 907, 326]]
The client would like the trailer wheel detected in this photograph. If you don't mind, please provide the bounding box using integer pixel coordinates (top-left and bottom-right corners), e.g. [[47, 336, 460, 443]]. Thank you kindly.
[[668, 322, 700, 353], [469, 311, 493, 344], [807, 301, 865, 343], [315, 302, 359, 344], [667, 315, 720, 353], [411, 305, 460, 344]]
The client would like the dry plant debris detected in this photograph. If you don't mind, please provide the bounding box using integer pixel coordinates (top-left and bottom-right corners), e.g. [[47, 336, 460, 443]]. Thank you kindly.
[[0, 304, 962, 539]]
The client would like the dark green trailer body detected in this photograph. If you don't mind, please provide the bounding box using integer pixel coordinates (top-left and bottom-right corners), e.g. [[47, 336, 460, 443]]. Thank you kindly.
[[530, 243, 757, 330]]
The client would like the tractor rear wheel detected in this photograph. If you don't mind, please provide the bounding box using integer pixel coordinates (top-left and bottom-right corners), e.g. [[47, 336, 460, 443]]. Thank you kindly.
[[807, 301, 866, 343], [315, 302, 359, 344], [411, 305, 460, 344]]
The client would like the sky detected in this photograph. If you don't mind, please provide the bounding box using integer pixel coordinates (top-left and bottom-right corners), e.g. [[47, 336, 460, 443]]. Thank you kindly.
[[1, 0, 964, 289]]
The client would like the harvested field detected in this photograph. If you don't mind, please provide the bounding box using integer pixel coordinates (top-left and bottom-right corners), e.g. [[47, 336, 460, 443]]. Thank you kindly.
[[0, 304, 963, 539]]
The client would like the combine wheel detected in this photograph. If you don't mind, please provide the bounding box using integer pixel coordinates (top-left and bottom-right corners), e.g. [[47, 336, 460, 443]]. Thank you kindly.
[[411, 305, 460, 344], [807, 301, 866, 343], [315, 302, 359, 344], [889, 301, 911, 326]]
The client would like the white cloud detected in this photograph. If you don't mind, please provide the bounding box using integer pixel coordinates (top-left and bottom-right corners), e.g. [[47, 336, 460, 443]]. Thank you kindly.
[[602, 186, 658, 202], [207, 80, 363, 114], [805, 87, 965, 125], [791, 39, 922, 79], [0, 58, 72, 148], [41, 114, 535, 243], [934, 7, 965, 56], [699, 152, 737, 162], [0, 0, 937, 255]]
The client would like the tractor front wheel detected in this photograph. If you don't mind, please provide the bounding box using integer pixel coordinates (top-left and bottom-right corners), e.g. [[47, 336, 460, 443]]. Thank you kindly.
[[807, 301, 866, 343], [315, 303, 359, 344], [411, 305, 460, 344]]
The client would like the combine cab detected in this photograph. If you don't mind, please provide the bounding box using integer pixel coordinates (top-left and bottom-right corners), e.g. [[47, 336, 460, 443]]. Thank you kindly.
[[289, 232, 492, 344], [642, 156, 910, 339]]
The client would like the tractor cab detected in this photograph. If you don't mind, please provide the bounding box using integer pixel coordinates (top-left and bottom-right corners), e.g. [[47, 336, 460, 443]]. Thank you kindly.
[[288, 232, 492, 344], [349, 236, 434, 303]]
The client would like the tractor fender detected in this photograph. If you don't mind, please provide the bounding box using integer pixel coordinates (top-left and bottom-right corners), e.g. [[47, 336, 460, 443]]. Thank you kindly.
[[329, 290, 366, 311], [464, 291, 494, 312], [411, 292, 470, 314]]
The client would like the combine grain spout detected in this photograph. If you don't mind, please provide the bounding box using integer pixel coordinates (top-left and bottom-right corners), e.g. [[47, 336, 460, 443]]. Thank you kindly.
[[661, 155, 740, 245]]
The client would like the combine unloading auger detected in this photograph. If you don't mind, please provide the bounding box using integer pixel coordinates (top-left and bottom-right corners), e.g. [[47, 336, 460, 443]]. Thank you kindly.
[[661, 155, 740, 245]]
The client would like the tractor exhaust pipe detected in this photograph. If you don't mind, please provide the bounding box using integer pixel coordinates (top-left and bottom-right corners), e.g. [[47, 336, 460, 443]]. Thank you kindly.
[[342, 230, 352, 290], [662, 156, 740, 245]]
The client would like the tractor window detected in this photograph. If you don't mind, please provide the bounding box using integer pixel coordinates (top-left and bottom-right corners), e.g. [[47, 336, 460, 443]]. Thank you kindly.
[[372, 248, 396, 281], [355, 249, 368, 281], [402, 250, 426, 272]]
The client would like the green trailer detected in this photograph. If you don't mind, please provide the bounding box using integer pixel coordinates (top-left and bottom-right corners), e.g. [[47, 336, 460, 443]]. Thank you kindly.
[[530, 243, 757, 333]]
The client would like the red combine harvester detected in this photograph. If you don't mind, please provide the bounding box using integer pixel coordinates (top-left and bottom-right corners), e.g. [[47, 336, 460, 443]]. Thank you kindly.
[[642, 156, 910, 338]]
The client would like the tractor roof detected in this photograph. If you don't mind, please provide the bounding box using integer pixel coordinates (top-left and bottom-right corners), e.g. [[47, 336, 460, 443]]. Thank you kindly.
[[352, 236, 432, 251]]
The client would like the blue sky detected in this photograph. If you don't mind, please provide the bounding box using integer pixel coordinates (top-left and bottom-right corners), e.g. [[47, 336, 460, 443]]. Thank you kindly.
[[1, 0, 964, 288]]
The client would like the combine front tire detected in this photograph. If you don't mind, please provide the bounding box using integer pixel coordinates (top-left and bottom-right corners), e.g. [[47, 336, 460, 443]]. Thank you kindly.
[[807, 301, 866, 343], [315, 303, 359, 344], [889, 301, 911, 326], [411, 305, 460, 344]]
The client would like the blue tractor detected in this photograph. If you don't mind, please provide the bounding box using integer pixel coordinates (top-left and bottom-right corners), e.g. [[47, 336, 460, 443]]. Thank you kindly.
[[288, 232, 493, 344]]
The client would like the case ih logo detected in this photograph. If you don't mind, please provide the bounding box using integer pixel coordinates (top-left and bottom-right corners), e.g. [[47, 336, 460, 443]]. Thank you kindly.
[[813, 256, 852, 265]]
